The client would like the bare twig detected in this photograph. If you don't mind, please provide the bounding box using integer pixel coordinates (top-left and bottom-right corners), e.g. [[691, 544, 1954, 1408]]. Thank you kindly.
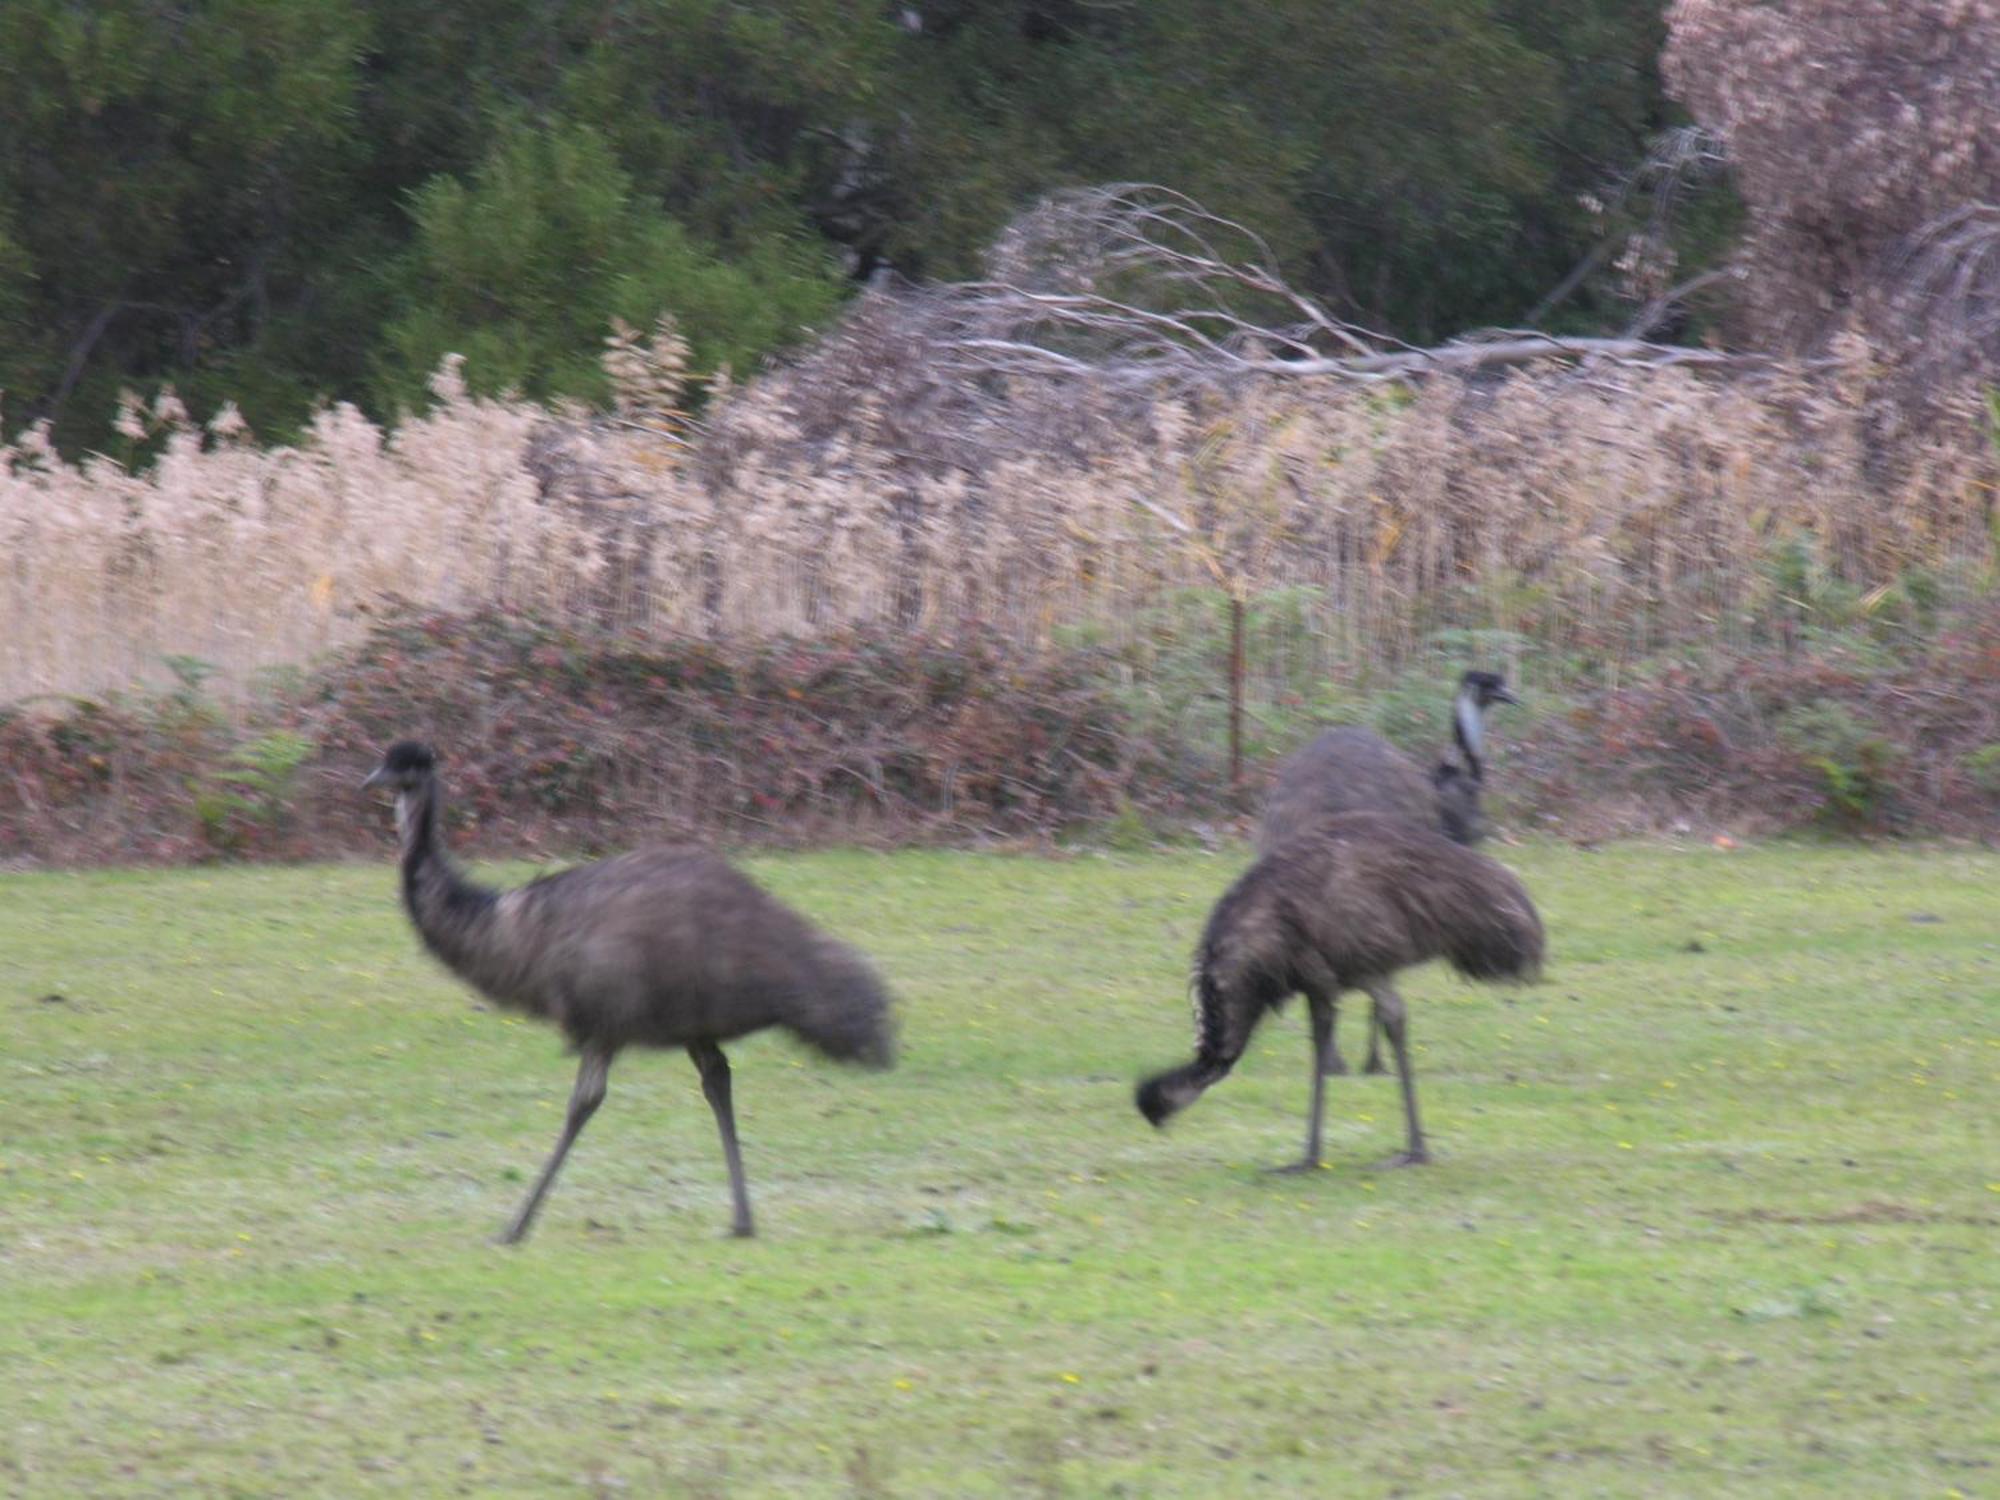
[[1524, 237, 1621, 328]]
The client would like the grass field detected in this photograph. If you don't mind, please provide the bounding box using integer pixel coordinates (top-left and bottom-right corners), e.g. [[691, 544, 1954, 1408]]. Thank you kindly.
[[1, 842, 1995, 1497]]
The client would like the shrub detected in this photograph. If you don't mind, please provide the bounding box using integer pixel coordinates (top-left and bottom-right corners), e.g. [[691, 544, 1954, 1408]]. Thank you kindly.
[[1776, 703, 1902, 830], [194, 731, 315, 858], [6, 595, 2000, 866]]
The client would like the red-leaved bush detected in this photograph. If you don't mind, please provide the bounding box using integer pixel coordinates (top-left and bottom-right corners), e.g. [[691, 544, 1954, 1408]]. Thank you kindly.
[[4, 599, 1999, 866]]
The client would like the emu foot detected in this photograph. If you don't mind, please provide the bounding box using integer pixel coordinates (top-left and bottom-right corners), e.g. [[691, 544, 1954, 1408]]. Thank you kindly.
[[1374, 1148, 1431, 1169], [1264, 1159, 1325, 1176], [1361, 1056, 1388, 1076], [493, 1223, 531, 1247], [1319, 1054, 1350, 1078], [729, 1221, 756, 1239]]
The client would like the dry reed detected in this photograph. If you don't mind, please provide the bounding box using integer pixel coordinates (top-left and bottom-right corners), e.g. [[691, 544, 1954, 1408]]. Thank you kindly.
[[5, 318, 1995, 705]]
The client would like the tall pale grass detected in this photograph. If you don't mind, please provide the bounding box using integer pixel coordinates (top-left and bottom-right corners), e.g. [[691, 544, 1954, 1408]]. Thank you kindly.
[[4, 324, 1995, 704], [4, 361, 597, 702]]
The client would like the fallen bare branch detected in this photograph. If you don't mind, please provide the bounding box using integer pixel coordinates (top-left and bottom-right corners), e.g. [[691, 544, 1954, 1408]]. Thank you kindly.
[[901, 184, 1766, 395]]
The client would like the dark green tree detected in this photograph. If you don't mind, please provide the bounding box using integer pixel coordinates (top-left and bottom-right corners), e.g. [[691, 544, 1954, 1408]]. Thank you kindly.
[[371, 118, 841, 411], [0, 0, 1720, 454], [0, 0, 367, 448]]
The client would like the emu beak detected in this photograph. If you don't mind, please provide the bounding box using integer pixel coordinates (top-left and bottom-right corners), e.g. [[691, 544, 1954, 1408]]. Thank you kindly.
[[1492, 686, 1520, 707], [360, 766, 387, 791]]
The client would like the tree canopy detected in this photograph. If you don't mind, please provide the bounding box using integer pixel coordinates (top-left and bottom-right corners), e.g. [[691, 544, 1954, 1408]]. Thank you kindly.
[[0, 0, 1707, 452]]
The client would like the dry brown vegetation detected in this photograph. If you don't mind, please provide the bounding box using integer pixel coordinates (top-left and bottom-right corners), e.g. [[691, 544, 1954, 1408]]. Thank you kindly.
[[5, 307, 1995, 708], [6, 589, 1999, 866], [0, 610, 1145, 863], [5, 294, 1999, 862], [1666, 0, 2000, 411]]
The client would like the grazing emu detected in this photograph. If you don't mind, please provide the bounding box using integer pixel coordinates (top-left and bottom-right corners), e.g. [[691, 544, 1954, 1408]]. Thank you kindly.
[[1258, 669, 1518, 1073], [1135, 813, 1542, 1173], [362, 740, 895, 1242]]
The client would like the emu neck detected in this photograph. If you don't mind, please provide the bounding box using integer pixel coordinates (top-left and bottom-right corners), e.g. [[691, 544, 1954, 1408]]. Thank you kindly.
[[394, 778, 498, 977], [1452, 688, 1485, 782]]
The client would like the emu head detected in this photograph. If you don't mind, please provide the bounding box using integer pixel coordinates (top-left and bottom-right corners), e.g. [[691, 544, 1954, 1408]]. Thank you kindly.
[[1452, 670, 1519, 778], [360, 739, 438, 795], [1459, 670, 1517, 712]]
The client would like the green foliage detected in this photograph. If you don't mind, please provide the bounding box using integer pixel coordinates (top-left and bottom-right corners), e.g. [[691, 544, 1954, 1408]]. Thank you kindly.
[[0, 0, 1710, 453], [1369, 675, 1463, 758], [372, 119, 841, 412], [1963, 743, 2000, 799], [160, 655, 221, 707], [0, 0, 369, 448], [193, 730, 314, 857], [1099, 796, 1154, 853], [155, 656, 226, 734], [0, 208, 29, 344], [220, 730, 314, 813], [1083, 587, 1342, 785], [1777, 702, 1899, 829]]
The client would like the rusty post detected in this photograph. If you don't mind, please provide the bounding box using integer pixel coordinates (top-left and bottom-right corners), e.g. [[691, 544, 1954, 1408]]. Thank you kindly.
[[1228, 591, 1246, 800]]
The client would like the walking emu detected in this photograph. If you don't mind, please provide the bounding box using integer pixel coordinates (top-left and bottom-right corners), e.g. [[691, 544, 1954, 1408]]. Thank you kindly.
[[1135, 813, 1542, 1173], [362, 740, 895, 1242], [1258, 669, 1518, 1073]]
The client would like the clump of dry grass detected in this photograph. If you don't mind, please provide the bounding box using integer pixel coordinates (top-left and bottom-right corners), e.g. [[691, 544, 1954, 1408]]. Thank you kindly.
[[3, 360, 599, 702], [4, 305, 1996, 706]]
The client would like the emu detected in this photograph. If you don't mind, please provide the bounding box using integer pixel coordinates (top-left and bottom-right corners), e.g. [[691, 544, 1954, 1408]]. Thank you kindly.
[[1135, 812, 1543, 1173], [1258, 669, 1518, 1073], [1259, 670, 1518, 852], [362, 740, 895, 1242]]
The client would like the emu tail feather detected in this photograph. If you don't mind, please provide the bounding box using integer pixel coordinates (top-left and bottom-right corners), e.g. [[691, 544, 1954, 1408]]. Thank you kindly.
[[1442, 876, 1546, 985], [783, 935, 898, 1069]]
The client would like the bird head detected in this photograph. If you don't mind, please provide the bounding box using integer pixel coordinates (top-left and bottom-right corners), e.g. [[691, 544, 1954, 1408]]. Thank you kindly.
[[360, 739, 438, 793], [1459, 670, 1518, 710]]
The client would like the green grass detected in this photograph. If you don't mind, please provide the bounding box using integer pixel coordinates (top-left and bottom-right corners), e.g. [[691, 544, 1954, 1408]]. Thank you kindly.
[[1, 843, 1995, 1497]]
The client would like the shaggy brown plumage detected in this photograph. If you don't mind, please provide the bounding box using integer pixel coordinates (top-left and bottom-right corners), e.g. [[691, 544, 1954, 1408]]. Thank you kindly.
[[363, 740, 895, 1242], [1259, 725, 1445, 846], [1259, 672, 1517, 852], [1136, 812, 1543, 1172], [1256, 670, 1517, 1073]]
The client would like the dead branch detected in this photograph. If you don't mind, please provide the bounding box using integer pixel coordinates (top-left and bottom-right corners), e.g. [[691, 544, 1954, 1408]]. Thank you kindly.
[[1894, 202, 2000, 351], [910, 184, 1765, 395]]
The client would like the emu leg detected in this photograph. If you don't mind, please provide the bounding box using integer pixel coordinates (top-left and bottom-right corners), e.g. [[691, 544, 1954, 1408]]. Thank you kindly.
[[1367, 983, 1430, 1167], [498, 1047, 612, 1245], [1361, 1009, 1388, 1075], [1319, 1022, 1350, 1078], [1270, 990, 1335, 1174], [689, 1041, 755, 1238]]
